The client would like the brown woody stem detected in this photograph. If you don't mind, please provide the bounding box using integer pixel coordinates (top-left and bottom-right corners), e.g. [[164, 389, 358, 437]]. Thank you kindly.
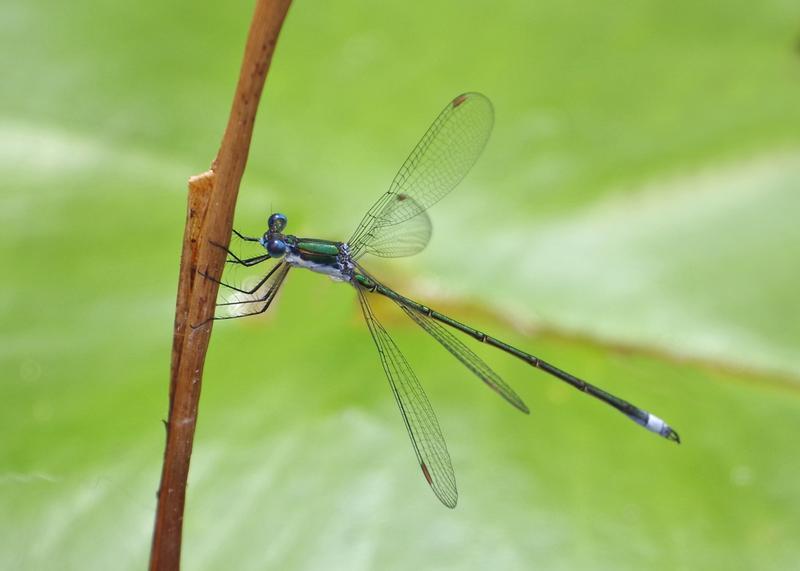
[[150, 1, 292, 568]]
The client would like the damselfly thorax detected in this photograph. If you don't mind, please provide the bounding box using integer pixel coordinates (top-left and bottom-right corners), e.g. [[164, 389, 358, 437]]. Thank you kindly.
[[280, 237, 355, 282]]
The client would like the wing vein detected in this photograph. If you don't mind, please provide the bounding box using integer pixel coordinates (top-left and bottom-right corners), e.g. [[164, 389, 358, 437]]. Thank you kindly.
[[357, 288, 458, 508], [349, 93, 494, 259], [398, 303, 530, 414]]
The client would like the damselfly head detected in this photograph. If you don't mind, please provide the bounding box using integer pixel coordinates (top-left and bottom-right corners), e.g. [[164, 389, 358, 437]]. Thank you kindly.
[[268, 212, 288, 233], [262, 213, 288, 257], [265, 237, 287, 258]]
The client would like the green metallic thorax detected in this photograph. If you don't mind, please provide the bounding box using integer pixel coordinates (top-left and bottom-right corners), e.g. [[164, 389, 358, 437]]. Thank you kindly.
[[294, 238, 341, 264]]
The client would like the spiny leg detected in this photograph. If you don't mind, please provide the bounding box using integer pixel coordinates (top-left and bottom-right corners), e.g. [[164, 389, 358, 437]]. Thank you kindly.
[[193, 264, 289, 328], [199, 259, 282, 296], [214, 274, 285, 307], [208, 239, 270, 267], [232, 228, 260, 242], [228, 253, 272, 267], [225, 228, 269, 266], [210, 226, 266, 265], [212, 264, 290, 321]]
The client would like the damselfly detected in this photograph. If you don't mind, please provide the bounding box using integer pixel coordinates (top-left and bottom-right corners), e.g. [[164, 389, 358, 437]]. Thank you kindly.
[[207, 93, 680, 508]]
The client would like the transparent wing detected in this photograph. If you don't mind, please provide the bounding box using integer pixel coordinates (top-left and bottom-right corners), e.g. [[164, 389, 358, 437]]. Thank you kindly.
[[357, 289, 458, 508], [360, 196, 432, 258], [398, 304, 530, 414], [349, 93, 494, 259]]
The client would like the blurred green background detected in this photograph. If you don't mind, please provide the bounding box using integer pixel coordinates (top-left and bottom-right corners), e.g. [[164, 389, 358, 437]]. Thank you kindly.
[[2, 0, 800, 569]]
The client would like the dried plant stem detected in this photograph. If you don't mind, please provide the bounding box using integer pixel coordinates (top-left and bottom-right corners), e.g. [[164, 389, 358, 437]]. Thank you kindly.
[[150, 1, 292, 569]]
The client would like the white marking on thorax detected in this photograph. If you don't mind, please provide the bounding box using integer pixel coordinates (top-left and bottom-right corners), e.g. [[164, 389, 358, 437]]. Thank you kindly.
[[285, 252, 350, 282]]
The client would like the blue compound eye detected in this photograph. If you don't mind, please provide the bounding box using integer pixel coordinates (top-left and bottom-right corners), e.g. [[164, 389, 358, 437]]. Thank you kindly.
[[266, 238, 287, 258], [268, 212, 287, 232]]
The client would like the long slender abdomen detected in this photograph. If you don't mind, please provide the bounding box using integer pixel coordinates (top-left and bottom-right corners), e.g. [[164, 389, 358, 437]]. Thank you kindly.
[[369, 282, 680, 443]]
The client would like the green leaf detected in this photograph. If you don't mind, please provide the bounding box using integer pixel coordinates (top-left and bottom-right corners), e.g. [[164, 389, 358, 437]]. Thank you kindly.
[[2, 0, 799, 569]]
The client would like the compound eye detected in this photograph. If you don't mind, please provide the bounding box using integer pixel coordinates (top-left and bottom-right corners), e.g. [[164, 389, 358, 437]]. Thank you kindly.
[[266, 238, 287, 258], [268, 213, 287, 232]]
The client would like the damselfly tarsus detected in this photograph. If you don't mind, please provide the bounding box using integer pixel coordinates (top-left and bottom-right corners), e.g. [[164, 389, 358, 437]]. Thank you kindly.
[[207, 93, 680, 508]]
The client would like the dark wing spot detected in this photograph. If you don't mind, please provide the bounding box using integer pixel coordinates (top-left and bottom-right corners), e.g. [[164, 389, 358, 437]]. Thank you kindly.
[[452, 94, 468, 108], [396, 193, 409, 201], [420, 462, 433, 485]]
